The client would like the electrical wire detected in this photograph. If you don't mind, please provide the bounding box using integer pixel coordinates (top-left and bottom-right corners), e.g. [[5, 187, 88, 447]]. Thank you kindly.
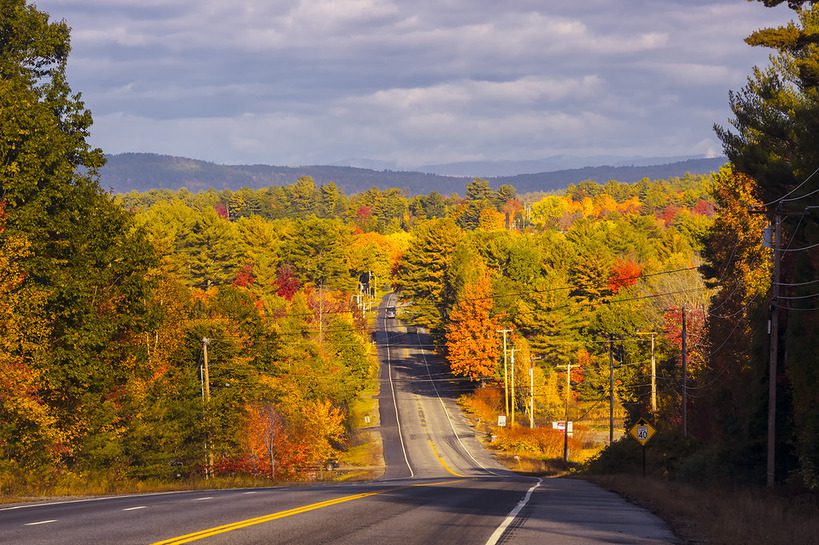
[[777, 304, 819, 311], [777, 278, 819, 287], [780, 240, 819, 253], [762, 165, 819, 206], [779, 292, 819, 300]]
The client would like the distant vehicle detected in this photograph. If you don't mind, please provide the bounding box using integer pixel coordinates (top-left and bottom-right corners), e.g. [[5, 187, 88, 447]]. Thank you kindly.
[[385, 306, 397, 318]]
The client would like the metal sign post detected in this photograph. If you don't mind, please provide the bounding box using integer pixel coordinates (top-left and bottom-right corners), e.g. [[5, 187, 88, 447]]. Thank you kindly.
[[629, 417, 656, 477]]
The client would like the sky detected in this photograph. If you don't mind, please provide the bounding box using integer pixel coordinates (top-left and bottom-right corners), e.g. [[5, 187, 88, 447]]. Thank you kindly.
[[36, 0, 794, 170]]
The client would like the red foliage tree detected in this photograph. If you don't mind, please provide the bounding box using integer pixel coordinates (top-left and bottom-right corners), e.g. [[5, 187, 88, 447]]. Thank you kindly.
[[233, 263, 256, 287], [663, 306, 708, 374], [692, 199, 716, 217], [274, 264, 301, 300], [214, 202, 229, 219], [608, 259, 642, 293]]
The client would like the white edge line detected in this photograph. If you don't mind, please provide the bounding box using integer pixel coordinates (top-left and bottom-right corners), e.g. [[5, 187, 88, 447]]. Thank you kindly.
[[416, 331, 500, 476], [0, 487, 272, 512], [193, 497, 213, 501], [484, 478, 542, 545], [122, 505, 147, 511], [24, 520, 57, 526], [385, 293, 414, 478]]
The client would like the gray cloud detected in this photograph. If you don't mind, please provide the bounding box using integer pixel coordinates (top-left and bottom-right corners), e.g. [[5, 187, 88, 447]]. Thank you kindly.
[[39, 0, 794, 167]]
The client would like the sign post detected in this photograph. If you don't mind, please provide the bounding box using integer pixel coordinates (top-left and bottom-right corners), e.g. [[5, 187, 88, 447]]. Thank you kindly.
[[629, 417, 656, 477]]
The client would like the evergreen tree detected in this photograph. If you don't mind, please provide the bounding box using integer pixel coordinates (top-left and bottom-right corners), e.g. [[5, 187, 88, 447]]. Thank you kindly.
[[716, 3, 819, 488], [393, 218, 464, 333]]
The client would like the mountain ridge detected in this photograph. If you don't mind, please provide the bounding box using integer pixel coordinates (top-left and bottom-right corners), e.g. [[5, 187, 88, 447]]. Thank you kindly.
[[99, 152, 726, 196]]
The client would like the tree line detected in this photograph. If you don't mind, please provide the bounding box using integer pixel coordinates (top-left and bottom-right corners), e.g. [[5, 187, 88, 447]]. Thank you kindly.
[[4, 0, 819, 493]]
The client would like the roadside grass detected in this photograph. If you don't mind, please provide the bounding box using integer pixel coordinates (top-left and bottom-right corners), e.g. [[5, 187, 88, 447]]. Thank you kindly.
[[334, 311, 384, 481], [587, 474, 819, 545], [336, 382, 384, 481], [457, 385, 604, 473], [456, 385, 819, 545], [0, 469, 281, 505], [579, 434, 819, 545]]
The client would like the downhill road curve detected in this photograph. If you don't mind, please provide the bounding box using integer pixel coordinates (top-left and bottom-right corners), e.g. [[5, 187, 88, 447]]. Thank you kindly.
[[0, 295, 678, 544]]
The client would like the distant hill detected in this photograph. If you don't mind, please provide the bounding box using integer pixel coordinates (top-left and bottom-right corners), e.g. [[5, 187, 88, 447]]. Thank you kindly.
[[493, 157, 727, 194], [99, 153, 726, 196]]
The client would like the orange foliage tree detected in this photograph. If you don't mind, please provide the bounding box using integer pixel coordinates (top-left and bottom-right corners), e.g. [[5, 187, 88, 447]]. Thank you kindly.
[[445, 275, 500, 380], [243, 398, 345, 479], [608, 259, 642, 293]]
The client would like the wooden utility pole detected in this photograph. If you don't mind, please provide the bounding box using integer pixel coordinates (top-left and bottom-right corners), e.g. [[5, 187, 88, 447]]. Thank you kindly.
[[529, 366, 535, 429], [498, 329, 512, 418], [650, 333, 657, 415], [681, 305, 688, 438], [510, 348, 516, 426], [563, 361, 572, 463], [636, 331, 658, 415], [318, 285, 324, 344], [202, 337, 214, 479], [609, 336, 615, 445], [767, 214, 782, 488]]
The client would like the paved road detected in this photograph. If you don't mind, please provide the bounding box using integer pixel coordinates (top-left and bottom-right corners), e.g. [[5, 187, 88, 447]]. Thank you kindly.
[[0, 295, 678, 544]]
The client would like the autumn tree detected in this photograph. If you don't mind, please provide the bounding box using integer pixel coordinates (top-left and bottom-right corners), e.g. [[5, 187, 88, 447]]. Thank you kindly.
[[716, 3, 819, 488], [393, 218, 464, 332], [0, 207, 59, 466], [445, 275, 500, 381], [1, 0, 156, 470]]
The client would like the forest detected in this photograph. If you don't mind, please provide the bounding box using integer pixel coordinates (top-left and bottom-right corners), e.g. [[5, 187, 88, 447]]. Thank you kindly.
[[3, 0, 819, 493]]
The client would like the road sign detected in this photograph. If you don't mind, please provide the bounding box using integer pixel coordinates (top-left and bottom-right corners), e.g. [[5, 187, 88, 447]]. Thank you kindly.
[[497, 415, 507, 427], [551, 421, 574, 436], [629, 418, 656, 446]]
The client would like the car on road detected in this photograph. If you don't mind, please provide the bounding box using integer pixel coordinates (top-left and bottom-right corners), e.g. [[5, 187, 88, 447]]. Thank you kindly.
[[385, 306, 397, 318]]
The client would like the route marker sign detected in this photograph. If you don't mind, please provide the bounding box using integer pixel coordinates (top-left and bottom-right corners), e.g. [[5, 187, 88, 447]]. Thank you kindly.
[[629, 417, 656, 477], [497, 415, 507, 427], [629, 418, 656, 446]]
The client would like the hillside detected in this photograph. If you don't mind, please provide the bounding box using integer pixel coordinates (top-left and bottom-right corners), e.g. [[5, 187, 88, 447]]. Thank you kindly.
[[99, 152, 727, 195]]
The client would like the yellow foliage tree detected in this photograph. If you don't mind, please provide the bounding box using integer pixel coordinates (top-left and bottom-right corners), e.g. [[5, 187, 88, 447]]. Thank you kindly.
[[478, 208, 506, 231]]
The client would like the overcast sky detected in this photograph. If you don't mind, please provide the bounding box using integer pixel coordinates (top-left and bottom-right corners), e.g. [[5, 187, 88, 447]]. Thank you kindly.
[[36, 0, 793, 169]]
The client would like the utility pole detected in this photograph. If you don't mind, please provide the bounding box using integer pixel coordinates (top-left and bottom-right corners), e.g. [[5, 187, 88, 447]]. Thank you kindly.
[[497, 329, 512, 419], [609, 336, 615, 445], [318, 284, 324, 344], [681, 305, 688, 437], [650, 332, 657, 415], [529, 365, 535, 429], [510, 347, 516, 426], [767, 214, 782, 488], [202, 337, 214, 479], [636, 331, 658, 415], [563, 361, 572, 463]]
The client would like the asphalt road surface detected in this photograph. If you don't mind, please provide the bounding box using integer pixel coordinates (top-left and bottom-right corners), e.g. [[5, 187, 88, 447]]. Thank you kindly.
[[0, 294, 678, 545]]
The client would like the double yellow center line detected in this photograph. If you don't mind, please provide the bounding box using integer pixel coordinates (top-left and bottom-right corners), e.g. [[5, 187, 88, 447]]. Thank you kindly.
[[151, 489, 389, 545], [151, 480, 461, 545]]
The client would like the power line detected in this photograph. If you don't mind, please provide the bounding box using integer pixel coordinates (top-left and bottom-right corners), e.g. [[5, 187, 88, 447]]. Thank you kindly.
[[780, 240, 819, 253], [779, 292, 819, 300], [762, 165, 819, 206], [777, 278, 819, 287]]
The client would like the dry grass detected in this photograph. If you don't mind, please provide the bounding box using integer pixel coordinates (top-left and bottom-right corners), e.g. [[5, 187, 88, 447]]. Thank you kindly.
[[336, 377, 384, 481], [459, 386, 605, 470], [588, 474, 819, 545], [0, 472, 284, 505]]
